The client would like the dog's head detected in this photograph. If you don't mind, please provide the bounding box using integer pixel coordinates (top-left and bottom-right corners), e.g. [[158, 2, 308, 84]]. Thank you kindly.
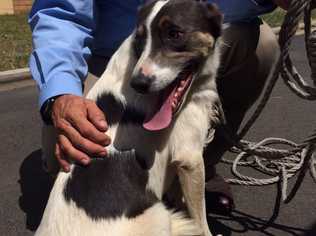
[[130, 0, 222, 131]]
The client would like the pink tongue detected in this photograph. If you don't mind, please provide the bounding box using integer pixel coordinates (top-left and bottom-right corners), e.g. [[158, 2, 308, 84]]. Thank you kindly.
[[143, 87, 177, 131]]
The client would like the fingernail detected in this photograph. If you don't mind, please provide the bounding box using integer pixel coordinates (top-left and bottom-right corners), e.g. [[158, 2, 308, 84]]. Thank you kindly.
[[82, 158, 90, 165], [99, 120, 107, 128], [104, 139, 111, 146], [100, 151, 107, 157]]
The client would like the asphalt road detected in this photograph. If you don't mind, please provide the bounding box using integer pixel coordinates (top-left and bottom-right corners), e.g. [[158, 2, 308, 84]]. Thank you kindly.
[[0, 35, 315, 236]]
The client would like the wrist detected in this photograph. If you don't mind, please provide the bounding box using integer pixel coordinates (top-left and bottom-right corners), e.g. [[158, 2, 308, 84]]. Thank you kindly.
[[40, 95, 63, 125]]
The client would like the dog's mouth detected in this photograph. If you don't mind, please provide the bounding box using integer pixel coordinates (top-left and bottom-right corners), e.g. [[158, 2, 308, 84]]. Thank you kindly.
[[143, 70, 194, 131]]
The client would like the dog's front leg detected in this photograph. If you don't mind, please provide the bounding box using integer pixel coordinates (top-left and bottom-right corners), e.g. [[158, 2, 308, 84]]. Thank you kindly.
[[173, 152, 212, 236]]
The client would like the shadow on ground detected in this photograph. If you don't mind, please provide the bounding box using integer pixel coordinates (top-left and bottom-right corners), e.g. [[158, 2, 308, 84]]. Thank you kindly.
[[208, 182, 308, 236], [18, 149, 53, 231], [304, 222, 316, 236], [208, 210, 307, 236]]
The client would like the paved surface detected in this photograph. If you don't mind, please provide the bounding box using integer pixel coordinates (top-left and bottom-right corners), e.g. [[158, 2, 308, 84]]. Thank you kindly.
[[0, 35, 315, 236], [213, 35, 316, 236]]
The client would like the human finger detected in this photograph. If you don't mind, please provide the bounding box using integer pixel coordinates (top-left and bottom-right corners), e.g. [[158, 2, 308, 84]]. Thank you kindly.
[[55, 143, 71, 172], [58, 134, 91, 165], [58, 120, 107, 156], [86, 100, 108, 132], [68, 115, 111, 147]]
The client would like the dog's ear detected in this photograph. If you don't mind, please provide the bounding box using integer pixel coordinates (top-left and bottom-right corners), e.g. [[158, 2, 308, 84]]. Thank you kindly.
[[137, 0, 158, 22], [205, 3, 222, 39]]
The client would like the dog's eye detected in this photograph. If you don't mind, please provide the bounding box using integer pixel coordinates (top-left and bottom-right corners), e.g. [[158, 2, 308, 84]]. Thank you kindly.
[[167, 29, 184, 40]]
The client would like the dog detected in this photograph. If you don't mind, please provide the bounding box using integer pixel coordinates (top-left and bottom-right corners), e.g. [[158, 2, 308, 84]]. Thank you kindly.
[[36, 0, 223, 235]]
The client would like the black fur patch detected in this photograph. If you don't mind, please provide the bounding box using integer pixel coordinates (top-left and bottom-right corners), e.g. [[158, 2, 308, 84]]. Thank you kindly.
[[96, 92, 124, 126], [133, 25, 147, 59], [121, 106, 146, 125], [96, 92, 146, 126], [132, 0, 156, 58], [63, 151, 158, 220]]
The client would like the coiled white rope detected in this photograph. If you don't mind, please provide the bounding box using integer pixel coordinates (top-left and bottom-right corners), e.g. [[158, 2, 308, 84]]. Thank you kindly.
[[222, 138, 315, 201], [221, 0, 316, 203]]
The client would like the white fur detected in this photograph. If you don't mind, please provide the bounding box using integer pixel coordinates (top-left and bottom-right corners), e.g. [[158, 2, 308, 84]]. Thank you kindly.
[[171, 211, 202, 236], [37, 1, 221, 235], [37, 198, 200, 236], [147, 62, 183, 91]]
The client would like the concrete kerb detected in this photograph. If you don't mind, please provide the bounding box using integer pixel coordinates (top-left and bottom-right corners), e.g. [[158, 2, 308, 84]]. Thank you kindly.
[[0, 20, 316, 86], [0, 68, 31, 84]]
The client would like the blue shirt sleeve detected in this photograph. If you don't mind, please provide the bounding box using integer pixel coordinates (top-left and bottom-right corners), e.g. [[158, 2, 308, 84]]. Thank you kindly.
[[210, 0, 276, 23], [29, 0, 96, 108]]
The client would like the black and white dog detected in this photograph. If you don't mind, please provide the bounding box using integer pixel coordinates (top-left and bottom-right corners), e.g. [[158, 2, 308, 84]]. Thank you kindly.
[[36, 0, 223, 235]]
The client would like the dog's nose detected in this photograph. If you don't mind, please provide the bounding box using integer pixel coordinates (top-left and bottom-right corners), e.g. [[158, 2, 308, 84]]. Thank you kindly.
[[130, 72, 154, 94]]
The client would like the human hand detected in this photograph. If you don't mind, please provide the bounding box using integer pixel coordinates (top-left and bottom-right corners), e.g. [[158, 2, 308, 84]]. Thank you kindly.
[[51, 95, 111, 172]]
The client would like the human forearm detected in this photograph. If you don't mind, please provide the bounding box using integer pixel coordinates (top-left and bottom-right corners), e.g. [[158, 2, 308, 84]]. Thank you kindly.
[[29, 0, 96, 108], [29, 1, 111, 171]]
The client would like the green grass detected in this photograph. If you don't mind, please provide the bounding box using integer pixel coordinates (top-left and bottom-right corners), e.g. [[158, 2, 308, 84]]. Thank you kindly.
[[0, 14, 31, 71], [262, 8, 287, 27], [262, 7, 316, 27]]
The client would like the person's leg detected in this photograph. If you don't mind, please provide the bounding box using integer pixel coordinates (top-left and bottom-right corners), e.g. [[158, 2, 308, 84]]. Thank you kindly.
[[204, 21, 279, 214], [41, 125, 59, 175]]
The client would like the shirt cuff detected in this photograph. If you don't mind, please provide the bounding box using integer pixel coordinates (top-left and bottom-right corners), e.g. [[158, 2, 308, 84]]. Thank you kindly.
[[39, 74, 83, 109]]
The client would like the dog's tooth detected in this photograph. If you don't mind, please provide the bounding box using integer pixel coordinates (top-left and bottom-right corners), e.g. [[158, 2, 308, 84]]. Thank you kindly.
[[177, 87, 184, 92], [171, 101, 176, 109]]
